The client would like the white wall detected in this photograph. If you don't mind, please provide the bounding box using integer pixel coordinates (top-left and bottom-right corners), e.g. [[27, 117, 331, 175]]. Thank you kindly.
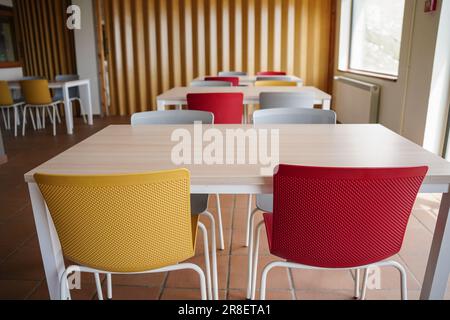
[[334, 0, 443, 150], [72, 0, 101, 115], [424, 0, 450, 155], [0, 0, 23, 81]]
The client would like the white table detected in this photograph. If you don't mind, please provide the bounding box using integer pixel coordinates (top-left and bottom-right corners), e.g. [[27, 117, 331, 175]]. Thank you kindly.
[[25, 124, 450, 300], [193, 75, 304, 86], [9, 79, 94, 135], [157, 86, 332, 123]]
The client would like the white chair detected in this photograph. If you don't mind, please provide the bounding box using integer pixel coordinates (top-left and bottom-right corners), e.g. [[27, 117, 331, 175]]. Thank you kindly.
[[129, 110, 220, 300], [0, 81, 24, 137], [218, 71, 248, 76], [259, 92, 316, 110], [190, 80, 233, 87], [245, 107, 338, 299]]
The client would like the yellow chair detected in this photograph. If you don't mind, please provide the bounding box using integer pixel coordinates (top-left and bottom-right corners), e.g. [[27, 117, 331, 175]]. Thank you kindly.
[[20, 80, 64, 136], [34, 169, 210, 300], [0, 81, 24, 137], [254, 80, 297, 87]]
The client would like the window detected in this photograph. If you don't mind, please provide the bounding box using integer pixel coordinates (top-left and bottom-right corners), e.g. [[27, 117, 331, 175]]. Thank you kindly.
[[0, 6, 20, 68], [339, 0, 406, 79]]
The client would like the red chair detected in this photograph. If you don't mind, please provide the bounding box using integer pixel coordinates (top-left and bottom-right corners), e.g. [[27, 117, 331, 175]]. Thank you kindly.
[[205, 77, 240, 87], [256, 71, 287, 76], [249, 164, 428, 300], [187, 93, 244, 124]]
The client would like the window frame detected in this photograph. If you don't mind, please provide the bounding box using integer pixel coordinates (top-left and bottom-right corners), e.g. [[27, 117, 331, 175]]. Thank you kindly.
[[0, 5, 21, 69], [338, 0, 405, 81]]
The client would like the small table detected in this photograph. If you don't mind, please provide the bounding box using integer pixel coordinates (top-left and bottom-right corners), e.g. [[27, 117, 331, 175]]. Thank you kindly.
[[8, 79, 94, 135], [193, 75, 304, 86], [156, 86, 332, 123]]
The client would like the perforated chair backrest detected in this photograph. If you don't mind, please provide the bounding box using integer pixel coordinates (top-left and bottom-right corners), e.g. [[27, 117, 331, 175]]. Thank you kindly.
[[191, 81, 232, 87], [255, 81, 296, 87], [218, 71, 247, 76], [257, 71, 287, 76], [187, 93, 244, 124], [253, 108, 336, 125], [0, 81, 14, 106], [271, 164, 428, 268], [55, 74, 80, 98], [35, 170, 195, 273], [205, 77, 239, 86], [131, 110, 214, 125], [260, 92, 315, 109], [20, 80, 53, 105]]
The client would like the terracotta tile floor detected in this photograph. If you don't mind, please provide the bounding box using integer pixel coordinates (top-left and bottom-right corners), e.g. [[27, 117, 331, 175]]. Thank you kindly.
[[0, 116, 449, 300]]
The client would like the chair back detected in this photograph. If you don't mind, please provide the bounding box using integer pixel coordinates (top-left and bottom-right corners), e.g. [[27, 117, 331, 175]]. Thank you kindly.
[[20, 80, 53, 105], [255, 81, 296, 87], [187, 93, 244, 124], [0, 81, 14, 106], [35, 170, 196, 273], [254, 108, 336, 125], [191, 80, 232, 87], [130, 110, 212, 215], [256, 76, 291, 82], [218, 71, 247, 77], [257, 71, 287, 76], [205, 77, 239, 87], [260, 92, 315, 109], [271, 164, 428, 268], [131, 110, 214, 125]]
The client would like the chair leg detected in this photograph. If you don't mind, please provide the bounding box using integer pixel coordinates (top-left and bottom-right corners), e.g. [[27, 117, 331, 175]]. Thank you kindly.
[[201, 211, 219, 300], [106, 273, 113, 299], [6, 108, 11, 130], [361, 268, 369, 300], [52, 106, 56, 136], [41, 108, 46, 129], [29, 109, 36, 130], [354, 269, 361, 299], [198, 222, 213, 300], [245, 195, 253, 247], [251, 221, 265, 300], [75, 98, 88, 123], [94, 273, 104, 300], [389, 261, 408, 300], [215, 194, 225, 250], [246, 208, 261, 299], [260, 261, 284, 300], [1, 108, 7, 130], [13, 106, 18, 137], [22, 107, 28, 136]]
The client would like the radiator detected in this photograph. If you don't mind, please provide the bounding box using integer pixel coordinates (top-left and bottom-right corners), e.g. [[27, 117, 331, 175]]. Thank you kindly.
[[333, 76, 380, 124]]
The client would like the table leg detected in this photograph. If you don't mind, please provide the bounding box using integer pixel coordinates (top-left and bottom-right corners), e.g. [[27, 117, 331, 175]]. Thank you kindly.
[[63, 85, 73, 135], [28, 183, 65, 300], [83, 82, 94, 125], [421, 192, 450, 299], [323, 99, 331, 111]]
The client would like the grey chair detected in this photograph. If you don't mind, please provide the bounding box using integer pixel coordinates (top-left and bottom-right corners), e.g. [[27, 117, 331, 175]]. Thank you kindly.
[[190, 80, 233, 87], [255, 76, 291, 82], [246, 107, 337, 243], [218, 71, 248, 77], [53, 74, 87, 123], [259, 92, 315, 110]]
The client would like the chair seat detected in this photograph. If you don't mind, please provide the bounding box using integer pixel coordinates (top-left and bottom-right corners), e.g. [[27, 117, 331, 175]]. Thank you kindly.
[[263, 213, 273, 251], [256, 194, 273, 212]]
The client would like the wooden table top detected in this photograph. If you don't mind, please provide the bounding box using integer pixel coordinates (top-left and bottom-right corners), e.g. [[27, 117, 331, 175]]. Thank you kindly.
[[24, 124, 450, 186]]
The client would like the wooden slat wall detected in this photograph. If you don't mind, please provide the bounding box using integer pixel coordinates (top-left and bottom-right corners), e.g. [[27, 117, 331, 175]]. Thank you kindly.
[[13, 0, 77, 80], [101, 0, 333, 116]]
